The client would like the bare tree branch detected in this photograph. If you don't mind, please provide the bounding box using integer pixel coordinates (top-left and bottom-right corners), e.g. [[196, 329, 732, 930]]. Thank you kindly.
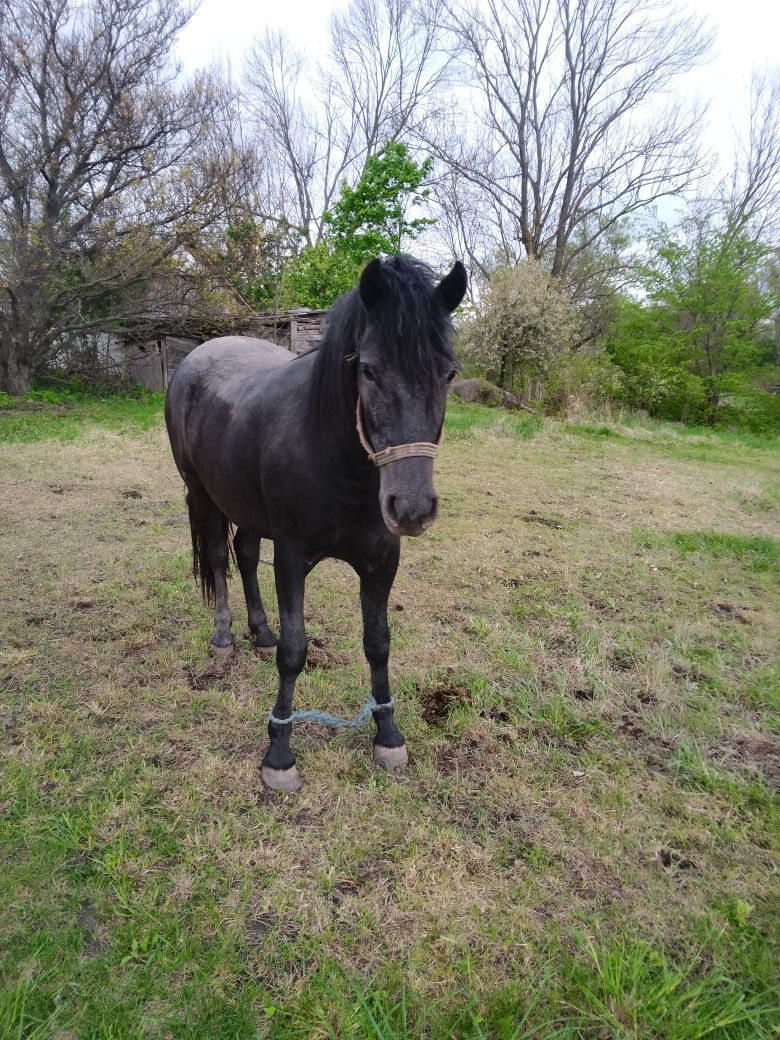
[[0, 0, 249, 392], [429, 0, 713, 279], [243, 0, 451, 245], [729, 67, 780, 241]]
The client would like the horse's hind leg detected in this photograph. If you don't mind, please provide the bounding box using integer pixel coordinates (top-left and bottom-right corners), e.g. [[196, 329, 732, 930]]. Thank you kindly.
[[186, 481, 234, 656], [233, 528, 277, 654]]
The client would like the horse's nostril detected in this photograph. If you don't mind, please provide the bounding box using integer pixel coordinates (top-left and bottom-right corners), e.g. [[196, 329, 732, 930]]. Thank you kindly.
[[386, 495, 398, 522]]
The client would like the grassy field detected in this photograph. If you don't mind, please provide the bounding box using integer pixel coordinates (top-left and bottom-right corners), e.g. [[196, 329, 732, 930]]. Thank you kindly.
[[1, 391, 778, 1038]]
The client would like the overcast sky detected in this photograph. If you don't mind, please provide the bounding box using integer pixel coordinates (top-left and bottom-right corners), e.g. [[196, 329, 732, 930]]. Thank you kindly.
[[176, 0, 779, 187]]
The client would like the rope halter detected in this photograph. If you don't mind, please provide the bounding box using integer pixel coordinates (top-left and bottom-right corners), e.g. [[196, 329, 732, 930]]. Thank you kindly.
[[355, 397, 440, 467]]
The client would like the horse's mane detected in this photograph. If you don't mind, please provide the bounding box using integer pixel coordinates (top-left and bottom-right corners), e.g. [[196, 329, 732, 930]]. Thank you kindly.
[[305, 256, 456, 436]]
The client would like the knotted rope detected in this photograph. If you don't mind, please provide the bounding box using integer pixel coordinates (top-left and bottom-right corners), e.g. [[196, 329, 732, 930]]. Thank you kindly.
[[355, 399, 439, 467], [269, 697, 393, 729]]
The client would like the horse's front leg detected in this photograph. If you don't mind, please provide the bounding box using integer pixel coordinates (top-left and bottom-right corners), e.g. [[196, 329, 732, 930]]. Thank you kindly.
[[359, 548, 408, 770], [261, 541, 307, 793]]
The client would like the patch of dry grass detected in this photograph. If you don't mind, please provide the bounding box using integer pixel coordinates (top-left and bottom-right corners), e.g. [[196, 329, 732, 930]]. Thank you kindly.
[[1, 403, 778, 1037]]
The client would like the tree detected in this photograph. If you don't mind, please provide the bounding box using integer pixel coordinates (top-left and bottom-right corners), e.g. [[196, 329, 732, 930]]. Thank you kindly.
[[458, 260, 580, 392], [282, 142, 435, 309], [325, 142, 433, 260], [244, 0, 449, 246], [0, 0, 249, 393], [432, 0, 712, 281], [728, 68, 780, 241], [638, 213, 775, 414]]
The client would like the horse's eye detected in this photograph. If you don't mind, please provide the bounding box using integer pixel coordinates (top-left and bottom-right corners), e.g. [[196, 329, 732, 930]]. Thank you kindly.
[[360, 364, 375, 382], [446, 368, 458, 383]]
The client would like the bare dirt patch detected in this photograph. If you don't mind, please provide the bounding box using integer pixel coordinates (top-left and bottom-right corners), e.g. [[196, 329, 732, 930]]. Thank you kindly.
[[420, 682, 472, 725], [728, 731, 780, 789]]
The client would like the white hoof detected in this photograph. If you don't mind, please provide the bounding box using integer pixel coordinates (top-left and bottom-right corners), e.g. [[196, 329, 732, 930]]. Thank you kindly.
[[209, 641, 234, 658], [373, 743, 409, 770], [261, 765, 302, 793]]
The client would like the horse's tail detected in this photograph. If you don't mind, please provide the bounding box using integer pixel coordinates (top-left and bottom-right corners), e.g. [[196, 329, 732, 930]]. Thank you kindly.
[[185, 491, 233, 605]]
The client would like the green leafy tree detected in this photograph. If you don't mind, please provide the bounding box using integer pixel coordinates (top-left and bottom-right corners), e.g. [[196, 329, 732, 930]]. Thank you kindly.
[[605, 296, 709, 422], [219, 219, 297, 311], [282, 142, 434, 309], [324, 142, 434, 261], [280, 243, 361, 311], [639, 215, 775, 414]]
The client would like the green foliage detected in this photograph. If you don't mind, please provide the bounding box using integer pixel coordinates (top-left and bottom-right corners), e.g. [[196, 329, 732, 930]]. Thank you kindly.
[[324, 141, 434, 260], [606, 297, 711, 422], [282, 142, 434, 309], [221, 218, 296, 310], [604, 214, 779, 431], [640, 218, 773, 393], [280, 241, 363, 310], [542, 346, 625, 414]]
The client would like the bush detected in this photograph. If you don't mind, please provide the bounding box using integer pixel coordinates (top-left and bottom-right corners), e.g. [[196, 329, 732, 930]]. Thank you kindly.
[[605, 298, 780, 431], [542, 346, 624, 416], [458, 261, 580, 392], [715, 374, 780, 434]]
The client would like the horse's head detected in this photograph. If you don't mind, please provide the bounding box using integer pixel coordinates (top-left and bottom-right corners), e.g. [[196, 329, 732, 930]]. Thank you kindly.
[[356, 257, 467, 537]]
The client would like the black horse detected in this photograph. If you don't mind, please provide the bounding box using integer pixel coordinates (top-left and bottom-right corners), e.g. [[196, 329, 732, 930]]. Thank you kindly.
[[165, 256, 467, 791]]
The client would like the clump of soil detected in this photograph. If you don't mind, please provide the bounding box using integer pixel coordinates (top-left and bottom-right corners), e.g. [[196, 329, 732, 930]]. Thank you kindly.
[[729, 731, 780, 789], [304, 637, 346, 671], [420, 683, 472, 725], [183, 659, 234, 691], [522, 510, 564, 529], [656, 847, 696, 871]]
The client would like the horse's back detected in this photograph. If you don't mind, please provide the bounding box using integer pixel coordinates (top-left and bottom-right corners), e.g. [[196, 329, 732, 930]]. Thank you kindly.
[[174, 336, 292, 386]]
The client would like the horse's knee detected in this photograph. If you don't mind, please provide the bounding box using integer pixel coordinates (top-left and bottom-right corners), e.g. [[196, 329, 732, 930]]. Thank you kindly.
[[363, 636, 389, 670], [277, 633, 307, 677]]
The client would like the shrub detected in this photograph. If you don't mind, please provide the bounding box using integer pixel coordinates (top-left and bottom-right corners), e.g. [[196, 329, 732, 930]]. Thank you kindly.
[[542, 346, 625, 416], [458, 261, 580, 392]]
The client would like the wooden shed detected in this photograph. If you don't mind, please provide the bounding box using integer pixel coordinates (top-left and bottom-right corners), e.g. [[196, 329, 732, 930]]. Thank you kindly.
[[118, 308, 329, 393]]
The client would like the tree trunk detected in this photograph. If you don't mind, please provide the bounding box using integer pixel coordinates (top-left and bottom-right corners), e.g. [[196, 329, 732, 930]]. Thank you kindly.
[[0, 347, 33, 394]]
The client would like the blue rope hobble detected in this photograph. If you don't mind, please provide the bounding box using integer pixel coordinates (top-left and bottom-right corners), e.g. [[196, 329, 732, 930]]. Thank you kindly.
[[269, 697, 394, 730]]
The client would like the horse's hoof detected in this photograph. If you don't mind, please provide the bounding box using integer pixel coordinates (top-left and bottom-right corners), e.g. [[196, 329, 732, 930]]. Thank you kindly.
[[261, 765, 302, 793], [253, 642, 277, 659], [209, 641, 234, 658], [373, 743, 409, 770]]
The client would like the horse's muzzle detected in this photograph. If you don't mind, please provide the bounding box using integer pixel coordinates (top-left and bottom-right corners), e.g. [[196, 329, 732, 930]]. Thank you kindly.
[[378, 455, 438, 537], [381, 490, 438, 537]]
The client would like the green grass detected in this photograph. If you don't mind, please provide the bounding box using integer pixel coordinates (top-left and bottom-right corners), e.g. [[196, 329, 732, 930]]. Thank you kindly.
[[0, 385, 164, 443], [1, 394, 778, 1037], [445, 399, 544, 440], [633, 529, 780, 573]]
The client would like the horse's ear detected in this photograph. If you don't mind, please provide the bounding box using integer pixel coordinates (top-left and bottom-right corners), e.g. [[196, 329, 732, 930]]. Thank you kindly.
[[435, 260, 468, 312], [359, 258, 386, 310]]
